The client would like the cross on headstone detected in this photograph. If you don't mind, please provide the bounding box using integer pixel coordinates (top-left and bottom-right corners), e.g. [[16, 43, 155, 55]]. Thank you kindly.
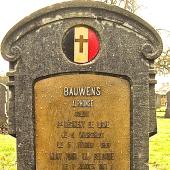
[[75, 35, 88, 53]]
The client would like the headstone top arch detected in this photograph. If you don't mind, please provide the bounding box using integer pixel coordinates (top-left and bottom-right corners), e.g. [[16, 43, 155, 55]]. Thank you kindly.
[[1, 1, 162, 62]]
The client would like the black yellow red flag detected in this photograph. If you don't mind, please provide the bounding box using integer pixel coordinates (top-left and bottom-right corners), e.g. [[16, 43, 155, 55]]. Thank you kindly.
[[63, 26, 100, 64]]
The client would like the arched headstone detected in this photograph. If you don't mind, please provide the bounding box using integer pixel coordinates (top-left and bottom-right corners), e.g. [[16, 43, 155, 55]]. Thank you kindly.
[[1, 1, 163, 169]]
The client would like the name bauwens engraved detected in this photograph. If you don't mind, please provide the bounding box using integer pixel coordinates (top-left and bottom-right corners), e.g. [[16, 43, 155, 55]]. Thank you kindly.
[[64, 86, 101, 96]]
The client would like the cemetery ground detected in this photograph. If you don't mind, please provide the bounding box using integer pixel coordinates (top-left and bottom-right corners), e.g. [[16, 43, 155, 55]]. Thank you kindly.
[[150, 108, 170, 170], [0, 134, 16, 170], [0, 108, 169, 170]]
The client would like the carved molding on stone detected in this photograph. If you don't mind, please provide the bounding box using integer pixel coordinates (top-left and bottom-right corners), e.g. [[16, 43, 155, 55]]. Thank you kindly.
[[1, 1, 163, 63], [3, 46, 22, 62], [142, 43, 162, 60]]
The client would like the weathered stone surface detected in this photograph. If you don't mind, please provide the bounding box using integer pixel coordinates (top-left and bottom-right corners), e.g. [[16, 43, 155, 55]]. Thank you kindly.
[[0, 83, 8, 134], [165, 91, 170, 118], [1, 1, 163, 170]]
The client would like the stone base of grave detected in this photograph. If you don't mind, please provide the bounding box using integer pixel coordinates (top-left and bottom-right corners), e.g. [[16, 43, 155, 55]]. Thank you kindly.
[[165, 109, 170, 118]]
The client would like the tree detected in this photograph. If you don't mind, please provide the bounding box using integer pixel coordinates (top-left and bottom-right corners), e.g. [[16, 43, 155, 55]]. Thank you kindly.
[[155, 49, 170, 75], [155, 29, 170, 75], [102, 0, 138, 13]]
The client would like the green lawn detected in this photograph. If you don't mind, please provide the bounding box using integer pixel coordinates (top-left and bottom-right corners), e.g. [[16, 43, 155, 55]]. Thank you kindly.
[[149, 111, 170, 170], [0, 135, 17, 170], [0, 111, 170, 170]]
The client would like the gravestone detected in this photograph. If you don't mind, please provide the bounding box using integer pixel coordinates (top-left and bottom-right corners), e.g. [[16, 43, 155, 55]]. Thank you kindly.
[[0, 76, 8, 84], [0, 83, 8, 134], [1, 1, 163, 170], [156, 94, 161, 109], [165, 91, 170, 118], [161, 95, 166, 106]]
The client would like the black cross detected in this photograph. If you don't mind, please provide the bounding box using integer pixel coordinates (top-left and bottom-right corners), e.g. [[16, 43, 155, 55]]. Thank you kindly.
[[75, 35, 88, 53]]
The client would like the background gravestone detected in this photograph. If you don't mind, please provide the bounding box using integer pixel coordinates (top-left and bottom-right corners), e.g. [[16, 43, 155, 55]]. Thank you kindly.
[[0, 76, 15, 136], [0, 76, 8, 84], [1, 1, 163, 170], [156, 94, 161, 109], [165, 91, 170, 118], [0, 83, 8, 134]]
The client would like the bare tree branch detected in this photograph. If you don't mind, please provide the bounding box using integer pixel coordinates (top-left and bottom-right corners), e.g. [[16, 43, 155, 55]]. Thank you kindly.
[[102, 0, 138, 13], [155, 50, 170, 75]]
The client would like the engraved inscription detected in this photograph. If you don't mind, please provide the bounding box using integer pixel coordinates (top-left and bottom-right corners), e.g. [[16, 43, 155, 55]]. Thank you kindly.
[[64, 87, 101, 96], [72, 99, 94, 107], [35, 74, 130, 169]]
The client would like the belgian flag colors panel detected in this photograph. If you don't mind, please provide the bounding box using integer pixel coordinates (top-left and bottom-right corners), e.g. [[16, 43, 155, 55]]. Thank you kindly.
[[63, 26, 100, 64]]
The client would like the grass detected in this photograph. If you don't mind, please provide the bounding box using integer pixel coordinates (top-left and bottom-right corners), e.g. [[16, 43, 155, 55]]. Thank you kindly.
[[0, 135, 17, 170], [0, 109, 170, 170], [149, 111, 170, 170]]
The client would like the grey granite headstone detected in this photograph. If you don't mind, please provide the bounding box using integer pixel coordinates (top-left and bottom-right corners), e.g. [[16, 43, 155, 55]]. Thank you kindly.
[[165, 91, 170, 118], [1, 1, 163, 170], [0, 83, 8, 134], [156, 94, 161, 109]]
